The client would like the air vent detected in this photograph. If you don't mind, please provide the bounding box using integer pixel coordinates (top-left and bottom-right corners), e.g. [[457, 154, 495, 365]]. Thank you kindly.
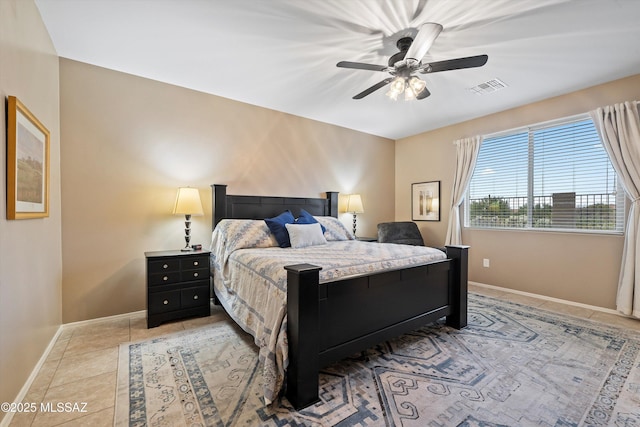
[[468, 78, 508, 95]]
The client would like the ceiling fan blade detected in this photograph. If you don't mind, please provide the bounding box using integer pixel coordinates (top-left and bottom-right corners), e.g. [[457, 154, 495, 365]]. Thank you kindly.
[[416, 86, 431, 100], [337, 61, 388, 72], [353, 78, 393, 99], [420, 54, 488, 73], [404, 22, 443, 62]]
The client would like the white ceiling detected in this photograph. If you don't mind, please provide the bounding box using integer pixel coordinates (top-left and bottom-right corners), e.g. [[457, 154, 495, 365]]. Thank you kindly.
[[35, 0, 640, 140]]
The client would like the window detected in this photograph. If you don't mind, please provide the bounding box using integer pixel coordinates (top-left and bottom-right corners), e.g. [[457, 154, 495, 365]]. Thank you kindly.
[[465, 115, 624, 233]]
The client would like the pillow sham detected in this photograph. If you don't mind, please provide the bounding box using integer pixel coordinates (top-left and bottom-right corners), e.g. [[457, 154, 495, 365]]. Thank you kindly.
[[211, 219, 278, 251], [295, 209, 326, 233], [285, 223, 327, 248], [265, 210, 295, 248], [210, 219, 279, 272], [315, 216, 355, 241]]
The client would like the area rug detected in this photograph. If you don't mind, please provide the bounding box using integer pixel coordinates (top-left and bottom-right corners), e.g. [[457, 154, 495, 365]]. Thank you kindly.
[[115, 294, 640, 426]]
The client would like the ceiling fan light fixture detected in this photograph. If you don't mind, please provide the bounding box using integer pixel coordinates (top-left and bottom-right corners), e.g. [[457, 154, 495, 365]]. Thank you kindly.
[[386, 76, 406, 100], [408, 76, 426, 94], [390, 77, 406, 92], [404, 86, 416, 101], [386, 76, 425, 101], [386, 90, 399, 101]]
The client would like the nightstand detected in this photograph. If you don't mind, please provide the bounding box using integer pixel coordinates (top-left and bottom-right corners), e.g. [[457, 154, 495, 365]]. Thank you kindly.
[[356, 236, 377, 242], [145, 249, 211, 328]]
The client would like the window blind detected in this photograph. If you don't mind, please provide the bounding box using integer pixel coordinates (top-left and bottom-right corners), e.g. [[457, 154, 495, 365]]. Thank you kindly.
[[466, 115, 624, 233]]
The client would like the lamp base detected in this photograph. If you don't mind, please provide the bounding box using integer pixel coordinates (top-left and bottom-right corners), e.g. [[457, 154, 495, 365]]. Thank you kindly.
[[352, 213, 357, 237], [182, 214, 192, 251]]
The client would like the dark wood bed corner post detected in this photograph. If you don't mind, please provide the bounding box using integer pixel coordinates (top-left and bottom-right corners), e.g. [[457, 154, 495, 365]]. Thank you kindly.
[[212, 184, 227, 229], [326, 191, 339, 217], [444, 245, 470, 329], [285, 263, 322, 410]]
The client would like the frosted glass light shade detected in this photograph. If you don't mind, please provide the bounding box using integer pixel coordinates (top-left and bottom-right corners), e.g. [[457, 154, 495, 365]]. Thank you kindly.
[[409, 76, 426, 93], [386, 76, 406, 100], [172, 187, 204, 216]]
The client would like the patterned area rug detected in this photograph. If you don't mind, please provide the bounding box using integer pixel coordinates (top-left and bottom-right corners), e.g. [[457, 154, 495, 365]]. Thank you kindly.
[[115, 294, 640, 426]]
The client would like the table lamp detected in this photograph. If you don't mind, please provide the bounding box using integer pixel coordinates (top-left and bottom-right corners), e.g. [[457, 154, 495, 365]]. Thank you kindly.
[[172, 187, 204, 251]]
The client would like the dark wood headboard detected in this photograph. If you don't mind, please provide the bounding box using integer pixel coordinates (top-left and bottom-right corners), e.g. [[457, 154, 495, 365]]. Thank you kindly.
[[211, 184, 339, 230]]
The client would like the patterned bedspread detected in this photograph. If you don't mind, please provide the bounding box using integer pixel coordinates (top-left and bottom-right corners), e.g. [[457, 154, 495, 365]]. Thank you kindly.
[[209, 218, 446, 405]]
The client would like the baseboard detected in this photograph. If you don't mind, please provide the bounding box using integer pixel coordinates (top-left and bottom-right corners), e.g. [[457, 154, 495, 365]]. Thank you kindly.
[[0, 309, 147, 427], [470, 281, 622, 316], [61, 309, 146, 329], [0, 325, 64, 427]]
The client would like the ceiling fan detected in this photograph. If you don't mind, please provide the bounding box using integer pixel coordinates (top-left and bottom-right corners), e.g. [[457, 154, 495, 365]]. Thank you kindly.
[[337, 23, 488, 100]]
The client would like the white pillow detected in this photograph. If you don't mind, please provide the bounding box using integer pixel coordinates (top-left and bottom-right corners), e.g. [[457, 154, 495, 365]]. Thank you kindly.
[[285, 223, 327, 248]]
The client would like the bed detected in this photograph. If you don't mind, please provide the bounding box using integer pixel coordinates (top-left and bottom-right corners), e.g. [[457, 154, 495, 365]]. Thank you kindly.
[[209, 184, 469, 409]]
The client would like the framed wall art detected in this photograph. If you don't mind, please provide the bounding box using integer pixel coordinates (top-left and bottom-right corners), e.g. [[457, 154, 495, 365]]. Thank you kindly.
[[412, 181, 440, 221], [6, 96, 50, 219]]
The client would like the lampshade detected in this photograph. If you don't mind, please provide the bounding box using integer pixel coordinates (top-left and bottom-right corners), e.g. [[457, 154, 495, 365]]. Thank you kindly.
[[172, 187, 204, 216], [346, 194, 364, 214]]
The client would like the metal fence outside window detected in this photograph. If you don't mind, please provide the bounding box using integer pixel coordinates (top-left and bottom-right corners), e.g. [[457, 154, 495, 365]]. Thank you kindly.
[[468, 193, 618, 230]]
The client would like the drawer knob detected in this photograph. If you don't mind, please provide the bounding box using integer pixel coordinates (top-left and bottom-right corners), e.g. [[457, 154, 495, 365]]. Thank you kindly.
[[163, 276, 168, 281], [194, 261, 199, 266], [193, 272, 199, 277], [163, 264, 168, 269], [193, 295, 199, 300], [163, 300, 169, 305]]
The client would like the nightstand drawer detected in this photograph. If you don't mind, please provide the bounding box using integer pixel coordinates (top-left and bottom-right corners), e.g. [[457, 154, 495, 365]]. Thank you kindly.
[[149, 290, 181, 313], [180, 268, 208, 282], [149, 271, 181, 286], [181, 283, 210, 308], [181, 255, 208, 270], [148, 258, 180, 274]]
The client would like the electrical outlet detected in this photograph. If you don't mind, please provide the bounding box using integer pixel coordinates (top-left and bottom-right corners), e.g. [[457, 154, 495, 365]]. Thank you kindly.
[[483, 258, 490, 268]]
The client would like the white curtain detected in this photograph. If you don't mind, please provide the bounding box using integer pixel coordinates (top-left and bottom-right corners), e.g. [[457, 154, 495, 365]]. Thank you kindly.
[[590, 101, 640, 318], [445, 136, 482, 245]]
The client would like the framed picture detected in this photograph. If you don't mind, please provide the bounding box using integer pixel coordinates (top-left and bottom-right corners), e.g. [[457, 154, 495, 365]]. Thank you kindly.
[[412, 181, 440, 221], [6, 96, 50, 219]]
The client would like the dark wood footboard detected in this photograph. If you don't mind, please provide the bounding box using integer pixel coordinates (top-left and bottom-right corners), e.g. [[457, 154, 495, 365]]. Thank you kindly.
[[285, 245, 469, 409]]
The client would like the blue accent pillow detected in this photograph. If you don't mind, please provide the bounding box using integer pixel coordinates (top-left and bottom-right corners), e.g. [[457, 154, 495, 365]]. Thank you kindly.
[[264, 210, 295, 248], [296, 209, 326, 233]]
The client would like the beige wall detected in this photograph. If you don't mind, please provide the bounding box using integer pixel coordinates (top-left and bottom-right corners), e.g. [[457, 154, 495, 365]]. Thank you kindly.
[[396, 74, 640, 309], [0, 0, 62, 415], [59, 59, 395, 323]]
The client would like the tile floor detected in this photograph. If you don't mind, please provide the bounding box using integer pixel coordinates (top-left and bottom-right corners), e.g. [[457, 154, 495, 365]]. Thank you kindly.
[[6, 284, 640, 426]]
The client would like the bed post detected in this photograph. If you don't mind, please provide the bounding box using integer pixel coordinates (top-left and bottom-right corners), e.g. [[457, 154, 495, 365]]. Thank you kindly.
[[212, 184, 227, 229], [444, 245, 470, 329], [326, 191, 339, 217], [285, 263, 322, 409]]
